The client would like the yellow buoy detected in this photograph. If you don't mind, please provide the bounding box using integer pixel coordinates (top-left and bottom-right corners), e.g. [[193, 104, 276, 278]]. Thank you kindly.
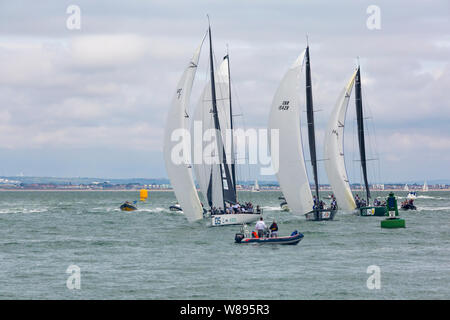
[[140, 189, 148, 201]]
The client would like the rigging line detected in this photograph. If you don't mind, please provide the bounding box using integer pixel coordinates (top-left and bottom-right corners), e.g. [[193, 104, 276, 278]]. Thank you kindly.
[[302, 109, 324, 113], [202, 97, 230, 102], [185, 31, 209, 119], [351, 112, 357, 194], [353, 158, 380, 162], [361, 82, 380, 186], [228, 62, 252, 184], [367, 92, 382, 186]]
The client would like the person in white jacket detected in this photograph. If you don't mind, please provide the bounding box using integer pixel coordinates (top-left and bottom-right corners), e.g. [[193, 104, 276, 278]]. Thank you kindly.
[[254, 217, 267, 238]]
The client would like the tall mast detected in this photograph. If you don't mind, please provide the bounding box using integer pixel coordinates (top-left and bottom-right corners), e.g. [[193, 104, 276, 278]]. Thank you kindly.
[[355, 66, 371, 202], [305, 46, 320, 204], [225, 50, 237, 198]]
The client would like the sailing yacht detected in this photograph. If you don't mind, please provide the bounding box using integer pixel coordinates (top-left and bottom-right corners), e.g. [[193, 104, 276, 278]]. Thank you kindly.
[[269, 45, 336, 221], [406, 191, 417, 200], [404, 183, 417, 199], [251, 180, 260, 192], [192, 23, 262, 227], [423, 181, 429, 192], [324, 66, 387, 216], [279, 196, 289, 211]]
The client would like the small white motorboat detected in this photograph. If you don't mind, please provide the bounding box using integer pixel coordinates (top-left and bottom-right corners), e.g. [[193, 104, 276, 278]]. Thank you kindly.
[[406, 191, 417, 200]]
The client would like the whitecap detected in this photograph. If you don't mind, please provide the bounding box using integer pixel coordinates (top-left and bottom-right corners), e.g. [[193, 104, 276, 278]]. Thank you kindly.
[[416, 206, 450, 212]]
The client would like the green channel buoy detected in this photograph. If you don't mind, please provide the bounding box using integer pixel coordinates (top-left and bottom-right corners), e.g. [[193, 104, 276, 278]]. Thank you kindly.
[[381, 192, 405, 229], [381, 218, 405, 228]]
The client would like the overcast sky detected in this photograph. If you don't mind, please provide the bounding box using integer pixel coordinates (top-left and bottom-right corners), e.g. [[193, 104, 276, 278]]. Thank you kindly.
[[0, 0, 449, 183]]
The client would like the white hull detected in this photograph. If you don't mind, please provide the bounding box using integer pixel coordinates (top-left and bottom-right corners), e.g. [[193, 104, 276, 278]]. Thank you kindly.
[[406, 193, 417, 200], [210, 213, 261, 227]]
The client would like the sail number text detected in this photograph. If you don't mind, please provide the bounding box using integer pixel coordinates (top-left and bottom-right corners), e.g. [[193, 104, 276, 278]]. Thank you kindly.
[[278, 100, 290, 110]]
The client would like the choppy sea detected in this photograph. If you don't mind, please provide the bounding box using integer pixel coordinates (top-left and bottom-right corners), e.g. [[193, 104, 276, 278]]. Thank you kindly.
[[0, 190, 449, 299]]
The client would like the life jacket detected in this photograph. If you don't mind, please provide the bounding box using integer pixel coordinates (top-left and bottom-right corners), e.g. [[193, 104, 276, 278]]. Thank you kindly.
[[252, 231, 258, 238]]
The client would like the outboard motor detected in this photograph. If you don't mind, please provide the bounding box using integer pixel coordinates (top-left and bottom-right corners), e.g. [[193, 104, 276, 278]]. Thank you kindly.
[[235, 233, 244, 243]]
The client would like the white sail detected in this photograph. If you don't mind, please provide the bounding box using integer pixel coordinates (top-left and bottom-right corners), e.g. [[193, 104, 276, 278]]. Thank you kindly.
[[163, 42, 204, 222], [423, 181, 428, 192], [192, 58, 231, 209], [323, 70, 358, 211], [268, 50, 314, 214], [404, 184, 409, 191], [251, 179, 260, 192]]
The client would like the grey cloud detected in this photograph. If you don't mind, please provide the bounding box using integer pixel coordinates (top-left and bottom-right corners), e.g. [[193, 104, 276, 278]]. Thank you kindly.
[[0, 0, 449, 180]]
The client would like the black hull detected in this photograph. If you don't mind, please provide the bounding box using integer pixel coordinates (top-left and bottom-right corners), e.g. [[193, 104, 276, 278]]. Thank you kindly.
[[401, 204, 416, 211], [280, 201, 288, 207], [359, 206, 387, 216], [305, 209, 337, 221], [120, 203, 137, 211]]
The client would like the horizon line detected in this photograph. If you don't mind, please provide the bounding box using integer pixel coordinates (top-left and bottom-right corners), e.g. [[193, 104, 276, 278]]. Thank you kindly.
[[1, 175, 448, 185]]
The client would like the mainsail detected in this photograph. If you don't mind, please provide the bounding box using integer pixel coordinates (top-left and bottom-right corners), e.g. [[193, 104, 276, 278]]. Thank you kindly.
[[163, 40, 205, 222], [323, 70, 358, 211], [268, 49, 314, 214]]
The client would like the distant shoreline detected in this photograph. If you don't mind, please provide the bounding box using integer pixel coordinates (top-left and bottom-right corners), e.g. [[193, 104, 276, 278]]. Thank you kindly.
[[0, 189, 449, 192], [0, 189, 172, 192]]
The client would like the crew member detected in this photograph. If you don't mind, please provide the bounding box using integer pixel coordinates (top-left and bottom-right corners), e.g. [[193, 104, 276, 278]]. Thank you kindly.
[[269, 220, 278, 238], [255, 217, 267, 238]]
